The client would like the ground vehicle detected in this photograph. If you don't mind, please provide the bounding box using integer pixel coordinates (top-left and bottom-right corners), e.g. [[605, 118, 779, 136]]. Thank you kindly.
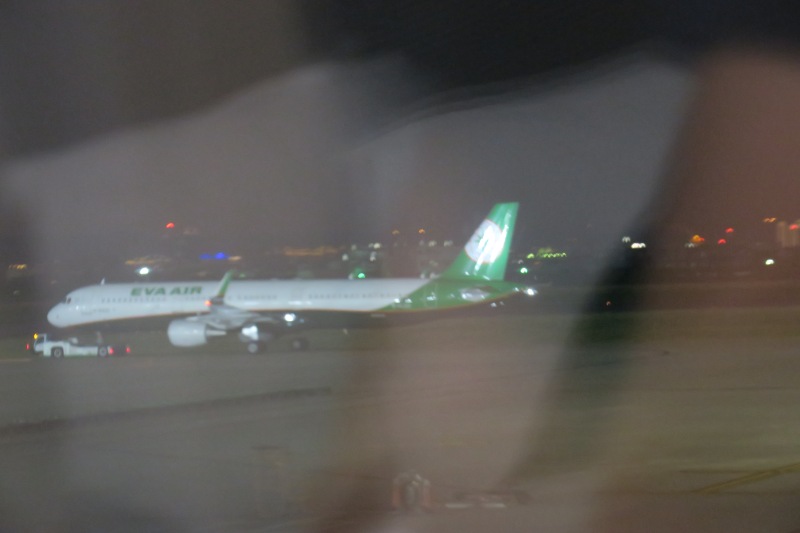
[[31, 333, 129, 358]]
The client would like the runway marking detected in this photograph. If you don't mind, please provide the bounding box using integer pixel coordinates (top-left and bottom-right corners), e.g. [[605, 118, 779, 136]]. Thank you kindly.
[[693, 462, 800, 494]]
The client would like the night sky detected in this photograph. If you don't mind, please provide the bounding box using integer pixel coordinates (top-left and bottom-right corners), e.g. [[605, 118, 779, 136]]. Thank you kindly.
[[2, 1, 800, 268]]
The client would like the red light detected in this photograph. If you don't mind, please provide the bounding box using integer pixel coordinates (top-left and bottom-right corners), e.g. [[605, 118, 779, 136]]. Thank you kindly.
[[108, 347, 115, 355], [790, 224, 799, 231], [718, 239, 727, 245], [126, 346, 131, 354], [725, 227, 734, 234], [165, 222, 175, 229]]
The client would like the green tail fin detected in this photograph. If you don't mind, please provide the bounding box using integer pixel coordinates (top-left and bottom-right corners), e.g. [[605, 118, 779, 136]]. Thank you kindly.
[[441, 202, 519, 281]]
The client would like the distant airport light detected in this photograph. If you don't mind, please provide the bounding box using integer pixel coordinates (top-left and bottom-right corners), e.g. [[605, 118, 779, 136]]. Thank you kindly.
[[765, 258, 776, 266], [717, 239, 727, 245], [200, 253, 212, 260], [137, 266, 151, 276], [214, 252, 228, 260], [763, 217, 777, 223], [357, 272, 366, 279], [725, 227, 734, 234], [284, 313, 296, 323], [790, 224, 799, 231], [519, 267, 529, 274], [524, 287, 536, 296], [630, 242, 646, 249], [691, 234, 705, 244], [165, 222, 175, 229], [418, 228, 426, 234], [622, 236, 632, 243]]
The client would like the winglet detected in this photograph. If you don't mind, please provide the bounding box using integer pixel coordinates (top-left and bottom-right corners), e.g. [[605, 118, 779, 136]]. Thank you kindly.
[[215, 270, 235, 298], [440, 202, 519, 281], [206, 270, 236, 307]]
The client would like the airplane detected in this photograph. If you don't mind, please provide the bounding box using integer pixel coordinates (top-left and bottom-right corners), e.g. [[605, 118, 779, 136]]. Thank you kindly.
[[47, 202, 535, 353]]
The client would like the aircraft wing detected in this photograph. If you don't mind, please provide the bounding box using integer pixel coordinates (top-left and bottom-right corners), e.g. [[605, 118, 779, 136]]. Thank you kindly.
[[198, 271, 304, 333]]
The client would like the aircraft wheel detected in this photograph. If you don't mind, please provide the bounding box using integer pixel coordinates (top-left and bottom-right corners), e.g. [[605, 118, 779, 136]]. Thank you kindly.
[[51, 347, 64, 358], [246, 342, 264, 354], [98, 346, 109, 357]]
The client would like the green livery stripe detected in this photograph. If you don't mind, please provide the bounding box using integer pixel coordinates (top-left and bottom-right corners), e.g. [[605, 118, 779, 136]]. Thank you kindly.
[[379, 279, 525, 312]]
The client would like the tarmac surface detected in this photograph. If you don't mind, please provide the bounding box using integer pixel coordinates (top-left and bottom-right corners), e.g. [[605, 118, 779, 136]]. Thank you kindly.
[[2, 318, 800, 532]]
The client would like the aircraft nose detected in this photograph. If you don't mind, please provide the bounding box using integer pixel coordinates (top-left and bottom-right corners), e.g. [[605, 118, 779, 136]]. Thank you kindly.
[[47, 305, 64, 326]]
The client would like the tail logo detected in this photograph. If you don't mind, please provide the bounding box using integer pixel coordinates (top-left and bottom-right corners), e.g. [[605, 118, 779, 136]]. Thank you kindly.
[[465, 219, 506, 265]]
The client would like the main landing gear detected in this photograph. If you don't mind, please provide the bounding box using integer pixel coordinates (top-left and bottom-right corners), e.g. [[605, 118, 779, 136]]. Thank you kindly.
[[244, 337, 309, 354]]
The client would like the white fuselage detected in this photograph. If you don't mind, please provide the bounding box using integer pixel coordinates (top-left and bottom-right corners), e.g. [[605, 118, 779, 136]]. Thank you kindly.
[[47, 279, 431, 328]]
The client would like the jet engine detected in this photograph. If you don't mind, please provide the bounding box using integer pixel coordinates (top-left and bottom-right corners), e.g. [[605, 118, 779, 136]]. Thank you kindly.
[[167, 319, 225, 347]]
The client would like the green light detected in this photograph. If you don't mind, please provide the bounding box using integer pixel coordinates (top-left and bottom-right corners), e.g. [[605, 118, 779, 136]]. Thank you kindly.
[[357, 272, 366, 279], [519, 267, 529, 274]]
